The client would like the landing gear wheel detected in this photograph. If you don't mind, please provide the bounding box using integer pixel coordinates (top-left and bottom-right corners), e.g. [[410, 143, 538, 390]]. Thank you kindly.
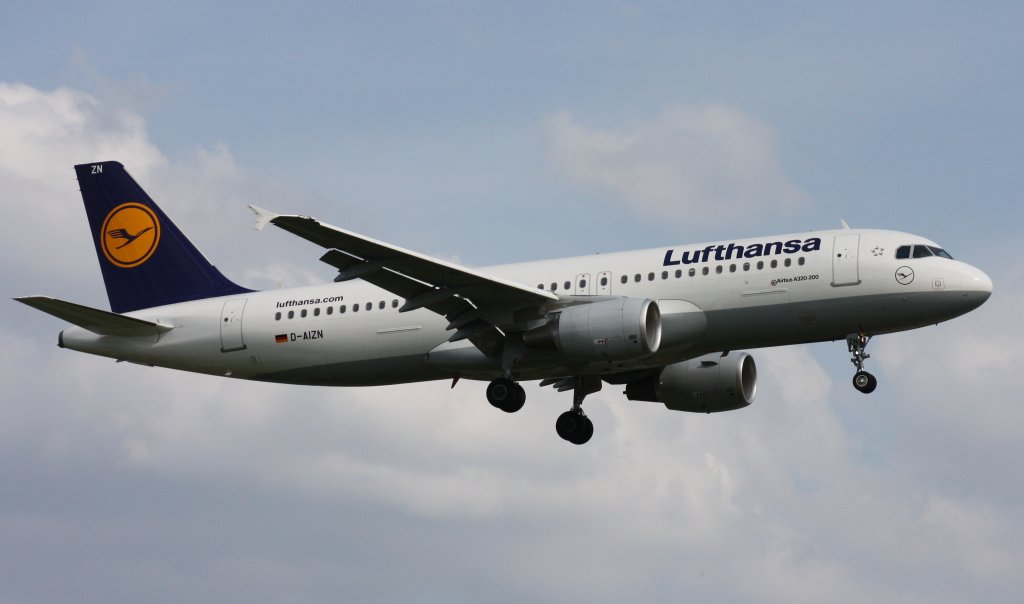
[[501, 383, 526, 413], [487, 378, 525, 413], [852, 371, 877, 394], [555, 410, 593, 445]]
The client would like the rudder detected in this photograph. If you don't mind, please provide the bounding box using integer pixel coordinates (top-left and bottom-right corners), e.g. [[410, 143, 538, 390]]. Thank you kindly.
[[76, 161, 251, 313]]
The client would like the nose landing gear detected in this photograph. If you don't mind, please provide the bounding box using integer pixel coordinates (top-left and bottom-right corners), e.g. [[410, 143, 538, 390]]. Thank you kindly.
[[847, 333, 877, 394]]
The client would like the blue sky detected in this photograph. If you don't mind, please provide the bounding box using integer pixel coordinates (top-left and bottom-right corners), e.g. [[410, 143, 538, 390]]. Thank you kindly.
[[2, 3, 1022, 603]]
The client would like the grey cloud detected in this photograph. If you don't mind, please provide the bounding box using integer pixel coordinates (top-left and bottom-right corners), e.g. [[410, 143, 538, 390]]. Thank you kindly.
[[3, 83, 1021, 603]]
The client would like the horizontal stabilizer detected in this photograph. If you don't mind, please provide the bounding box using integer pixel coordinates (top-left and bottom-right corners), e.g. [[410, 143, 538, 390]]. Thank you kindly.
[[15, 296, 173, 337]]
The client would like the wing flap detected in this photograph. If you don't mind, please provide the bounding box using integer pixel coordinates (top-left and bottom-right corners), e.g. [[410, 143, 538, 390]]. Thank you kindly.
[[15, 296, 173, 337]]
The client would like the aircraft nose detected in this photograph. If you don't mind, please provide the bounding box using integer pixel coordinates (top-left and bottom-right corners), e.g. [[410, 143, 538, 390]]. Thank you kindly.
[[978, 270, 993, 296], [957, 264, 993, 311], [967, 265, 993, 297]]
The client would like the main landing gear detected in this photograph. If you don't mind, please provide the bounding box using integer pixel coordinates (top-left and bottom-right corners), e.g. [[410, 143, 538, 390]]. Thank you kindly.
[[486, 377, 526, 413], [555, 376, 601, 445], [485, 374, 601, 445], [847, 332, 878, 394]]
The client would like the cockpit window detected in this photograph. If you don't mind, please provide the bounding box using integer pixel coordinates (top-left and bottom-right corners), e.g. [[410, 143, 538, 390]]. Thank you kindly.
[[897, 244, 953, 260]]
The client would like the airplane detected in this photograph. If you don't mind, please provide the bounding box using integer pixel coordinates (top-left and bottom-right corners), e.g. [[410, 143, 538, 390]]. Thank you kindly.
[[16, 161, 993, 445]]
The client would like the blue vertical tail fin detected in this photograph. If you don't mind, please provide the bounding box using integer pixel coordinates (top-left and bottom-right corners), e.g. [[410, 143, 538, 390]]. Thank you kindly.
[[75, 161, 251, 313]]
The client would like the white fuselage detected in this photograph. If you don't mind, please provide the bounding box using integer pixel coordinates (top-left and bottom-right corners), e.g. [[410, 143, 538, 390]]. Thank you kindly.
[[59, 228, 992, 386]]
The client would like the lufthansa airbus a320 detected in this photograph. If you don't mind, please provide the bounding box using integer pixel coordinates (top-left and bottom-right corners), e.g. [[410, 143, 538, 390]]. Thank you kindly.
[[16, 162, 992, 445]]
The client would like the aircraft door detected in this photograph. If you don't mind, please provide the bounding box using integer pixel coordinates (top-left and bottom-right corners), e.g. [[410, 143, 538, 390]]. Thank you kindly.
[[831, 234, 861, 287], [220, 298, 248, 352], [574, 273, 591, 295], [597, 271, 612, 295]]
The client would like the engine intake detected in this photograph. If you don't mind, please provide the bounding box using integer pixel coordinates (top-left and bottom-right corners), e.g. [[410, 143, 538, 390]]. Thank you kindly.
[[625, 352, 757, 413], [524, 298, 661, 361]]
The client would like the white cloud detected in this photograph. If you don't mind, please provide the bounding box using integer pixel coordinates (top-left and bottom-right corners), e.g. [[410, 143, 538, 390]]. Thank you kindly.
[[0, 83, 322, 300], [0, 83, 165, 186], [0, 84, 167, 301], [876, 277, 1024, 459], [542, 105, 810, 228]]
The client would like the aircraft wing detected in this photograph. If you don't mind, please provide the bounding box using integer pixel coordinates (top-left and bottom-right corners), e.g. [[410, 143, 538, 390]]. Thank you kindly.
[[250, 206, 557, 354]]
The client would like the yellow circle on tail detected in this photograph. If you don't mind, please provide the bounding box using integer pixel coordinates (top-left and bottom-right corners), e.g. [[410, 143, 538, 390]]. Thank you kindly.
[[100, 203, 161, 268]]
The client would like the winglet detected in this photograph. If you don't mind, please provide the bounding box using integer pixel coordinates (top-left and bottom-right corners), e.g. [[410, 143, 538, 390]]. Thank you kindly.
[[840, 219, 851, 230], [249, 205, 279, 231]]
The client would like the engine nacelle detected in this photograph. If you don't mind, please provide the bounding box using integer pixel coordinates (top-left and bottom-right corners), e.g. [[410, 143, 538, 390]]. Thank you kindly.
[[625, 352, 757, 413], [524, 298, 662, 361]]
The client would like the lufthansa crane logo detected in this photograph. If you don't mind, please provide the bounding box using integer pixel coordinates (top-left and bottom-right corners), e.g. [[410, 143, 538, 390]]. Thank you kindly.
[[895, 266, 915, 285], [100, 203, 161, 268]]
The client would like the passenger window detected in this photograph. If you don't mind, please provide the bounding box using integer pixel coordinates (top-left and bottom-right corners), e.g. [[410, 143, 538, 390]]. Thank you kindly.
[[353, 305, 359, 313], [340, 305, 346, 313], [564, 281, 571, 290], [798, 257, 805, 266], [784, 258, 792, 267], [366, 302, 372, 311], [688, 268, 696, 277], [729, 264, 736, 273], [702, 267, 709, 276], [327, 306, 333, 315], [379, 301, 385, 310], [771, 260, 778, 269], [913, 245, 933, 258], [715, 266, 723, 274], [600, 276, 608, 286], [634, 274, 641, 283], [314, 308, 320, 317], [537, 284, 544, 290], [551, 282, 557, 291], [757, 261, 764, 270], [895, 246, 911, 259], [620, 275, 627, 284], [743, 262, 750, 271], [647, 273, 655, 281], [288, 310, 294, 319], [275, 312, 281, 321], [392, 299, 399, 308], [579, 279, 586, 289], [674, 269, 682, 278], [301, 309, 307, 318], [661, 271, 668, 280]]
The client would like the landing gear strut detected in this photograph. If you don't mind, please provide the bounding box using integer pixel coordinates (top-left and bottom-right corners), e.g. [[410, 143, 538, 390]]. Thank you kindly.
[[555, 376, 600, 445], [847, 333, 878, 394], [486, 377, 525, 413]]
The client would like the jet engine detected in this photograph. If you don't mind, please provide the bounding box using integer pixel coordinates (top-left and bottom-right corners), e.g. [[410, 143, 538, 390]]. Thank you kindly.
[[625, 352, 757, 413], [524, 298, 661, 361]]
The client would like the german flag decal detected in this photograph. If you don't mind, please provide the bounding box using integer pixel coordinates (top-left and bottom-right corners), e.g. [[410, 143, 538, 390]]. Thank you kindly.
[[275, 334, 288, 344]]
